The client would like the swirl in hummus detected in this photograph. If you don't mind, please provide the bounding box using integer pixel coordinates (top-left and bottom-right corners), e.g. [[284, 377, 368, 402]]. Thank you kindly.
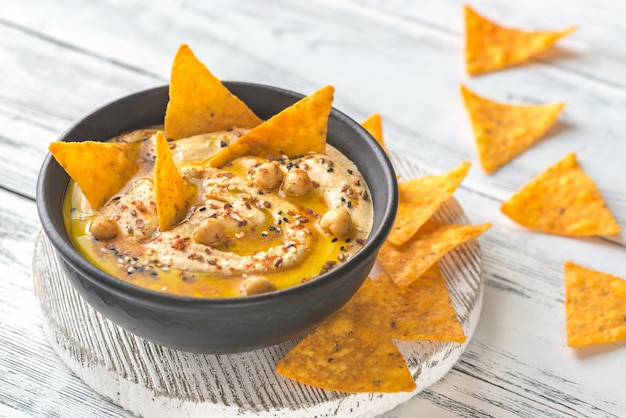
[[65, 128, 373, 298]]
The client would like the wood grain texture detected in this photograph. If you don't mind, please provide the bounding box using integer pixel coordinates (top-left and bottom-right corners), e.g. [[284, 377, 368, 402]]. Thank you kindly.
[[0, 190, 131, 417], [1, 0, 625, 416], [2, 0, 625, 230]]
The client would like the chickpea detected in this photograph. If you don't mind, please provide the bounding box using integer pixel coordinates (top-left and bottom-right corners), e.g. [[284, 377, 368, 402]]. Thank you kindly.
[[241, 276, 276, 296], [254, 162, 284, 189], [89, 217, 118, 241], [320, 207, 353, 238], [192, 218, 226, 246], [282, 168, 313, 197]]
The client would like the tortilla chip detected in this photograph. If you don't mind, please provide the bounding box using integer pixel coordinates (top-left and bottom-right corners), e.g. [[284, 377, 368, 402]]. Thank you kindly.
[[461, 85, 565, 173], [378, 220, 491, 287], [164, 44, 262, 140], [154, 131, 195, 231], [388, 161, 471, 246], [209, 85, 334, 167], [361, 113, 386, 149], [372, 269, 466, 343], [276, 278, 416, 393], [465, 4, 575, 76], [565, 262, 626, 347], [501, 153, 620, 236], [49, 140, 139, 210]]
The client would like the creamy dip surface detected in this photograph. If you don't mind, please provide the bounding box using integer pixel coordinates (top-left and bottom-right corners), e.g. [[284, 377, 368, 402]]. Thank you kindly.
[[65, 128, 373, 298]]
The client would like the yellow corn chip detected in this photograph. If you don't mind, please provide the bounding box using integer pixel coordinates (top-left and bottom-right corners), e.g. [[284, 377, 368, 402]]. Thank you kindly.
[[461, 85, 565, 173], [465, 4, 575, 75], [49, 140, 139, 210], [565, 262, 626, 347], [154, 131, 195, 231], [209, 85, 334, 167], [501, 153, 620, 236], [164, 44, 262, 140], [378, 220, 491, 287], [372, 269, 466, 343], [388, 161, 471, 246], [276, 278, 416, 393], [361, 113, 386, 149]]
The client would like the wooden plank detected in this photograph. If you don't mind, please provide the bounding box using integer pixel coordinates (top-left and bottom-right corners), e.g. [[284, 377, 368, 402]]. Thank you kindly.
[[1, 1, 625, 414], [0, 189, 131, 417], [334, 0, 626, 88], [390, 186, 626, 417], [2, 0, 625, 234], [3, 186, 625, 417], [5, 156, 623, 418], [449, 186, 626, 417], [0, 20, 164, 198]]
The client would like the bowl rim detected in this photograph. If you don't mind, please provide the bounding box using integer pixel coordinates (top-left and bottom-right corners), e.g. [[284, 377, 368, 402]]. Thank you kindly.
[[36, 82, 398, 308]]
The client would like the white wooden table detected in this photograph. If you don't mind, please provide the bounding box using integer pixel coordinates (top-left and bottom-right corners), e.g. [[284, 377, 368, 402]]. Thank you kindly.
[[1, 0, 625, 416]]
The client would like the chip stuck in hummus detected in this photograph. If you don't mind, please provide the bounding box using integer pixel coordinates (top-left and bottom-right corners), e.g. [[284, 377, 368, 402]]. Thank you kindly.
[[52, 46, 374, 298], [48, 140, 140, 210], [164, 44, 262, 139], [361, 113, 386, 150]]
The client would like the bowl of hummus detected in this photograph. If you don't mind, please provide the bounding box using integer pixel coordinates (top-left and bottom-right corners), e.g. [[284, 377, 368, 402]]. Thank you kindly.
[[36, 82, 398, 353]]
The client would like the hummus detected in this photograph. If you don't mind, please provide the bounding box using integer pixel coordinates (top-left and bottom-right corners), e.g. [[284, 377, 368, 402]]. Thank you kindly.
[[65, 128, 373, 298]]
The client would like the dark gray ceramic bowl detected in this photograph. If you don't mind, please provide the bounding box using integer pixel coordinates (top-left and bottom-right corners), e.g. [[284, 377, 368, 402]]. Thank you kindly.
[[36, 82, 398, 354]]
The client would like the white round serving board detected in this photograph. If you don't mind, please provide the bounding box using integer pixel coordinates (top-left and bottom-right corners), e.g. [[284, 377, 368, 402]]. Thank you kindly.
[[32, 153, 484, 418]]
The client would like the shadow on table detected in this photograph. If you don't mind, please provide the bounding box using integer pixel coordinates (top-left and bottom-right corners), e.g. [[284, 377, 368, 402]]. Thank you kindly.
[[571, 339, 626, 359]]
